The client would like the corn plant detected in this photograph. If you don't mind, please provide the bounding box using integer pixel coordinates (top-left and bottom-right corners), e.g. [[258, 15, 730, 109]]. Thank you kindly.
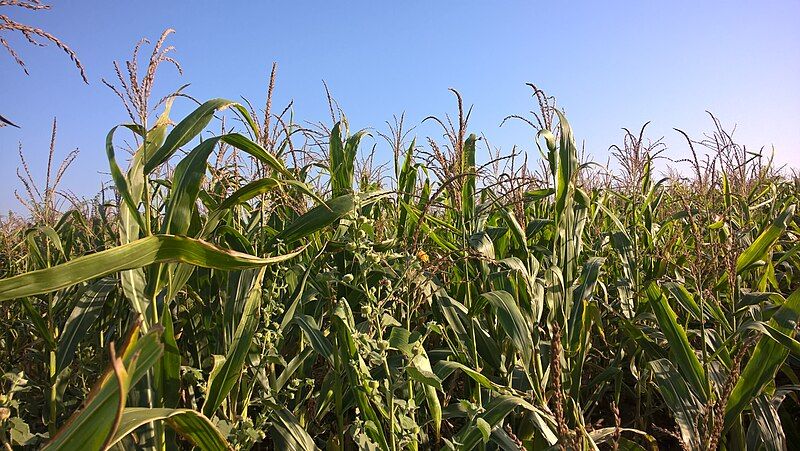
[[1, 76, 798, 451]]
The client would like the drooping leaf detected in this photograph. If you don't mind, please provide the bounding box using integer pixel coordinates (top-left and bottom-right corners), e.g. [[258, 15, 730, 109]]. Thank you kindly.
[[481, 290, 532, 365], [294, 315, 334, 365], [453, 395, 538, 451], [275, 191, 389, 245], [57, 278, 116, 372], [108, 408, 231, 451], [268, 406, 319, 451], [0, 235, 304, 301], [203, 268, 265, 417]]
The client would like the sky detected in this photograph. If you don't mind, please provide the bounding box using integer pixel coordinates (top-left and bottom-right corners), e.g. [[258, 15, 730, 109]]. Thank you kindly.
[[1, 1, 799, 213]]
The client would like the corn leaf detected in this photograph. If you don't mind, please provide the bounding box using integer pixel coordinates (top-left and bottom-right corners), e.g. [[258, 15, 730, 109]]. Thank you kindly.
[[203, 268, 265, 417], [108, 408, 231, 450], [56, 277, 116, 372], [646, 282, 708, 402], [44, 324, 163, 450], [0, 235, 304, 301], [736, 205, 795, 274], [725, 288, 800, 430], [481, 290, 532, 365]]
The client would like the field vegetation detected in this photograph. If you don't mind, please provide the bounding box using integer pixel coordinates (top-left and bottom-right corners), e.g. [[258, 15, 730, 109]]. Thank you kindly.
[[1, 27, 799, 451]]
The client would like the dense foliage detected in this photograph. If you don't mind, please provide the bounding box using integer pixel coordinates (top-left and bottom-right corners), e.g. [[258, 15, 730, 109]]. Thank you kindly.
[[1, 75, 799, 450]]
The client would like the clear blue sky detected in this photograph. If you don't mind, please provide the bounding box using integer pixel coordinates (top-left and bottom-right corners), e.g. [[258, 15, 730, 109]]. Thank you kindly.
[[1, 1, 799, 212]]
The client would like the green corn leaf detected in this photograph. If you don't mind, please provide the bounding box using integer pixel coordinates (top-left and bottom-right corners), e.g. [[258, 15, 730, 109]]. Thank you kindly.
[[56, 277, 116, 372], [144, 99, 236, 173], [161, 137, 221, 236], [405, 366, 442, 392], [218, 132, 290, 177], [500, 206, 527, 252], [399, 202, 460, 252], [115, 110, 170, 323], [0, 235, 304, 302], [32, 225, 66, 258], [294, 315, 335, 365], [454, 395, 538, 451], [469, 231, 495, 260], [205, 355, 226, 397], [105, 125, 147, 232], [748, 394, 785, 451], [277, 194, 355, 244], [435, 360, 504, 392], [44, 323, 163, 450], [274, 348, 314, 392], [214, 178, 320, 215], [329, 123, 367, 198], [568, 257, 604, 349], [159, 303, 181, 409], [481, 290, 532, 365], [20, 297, 56, 349], [736, 205, 795, 274], [203, 268, 265, 417], [645, 282, 708, 402], [161, 134, 297, 237], [107, 408, 231, 451], [663, 282, 702, 322], [329, 122, 346, 197], [409, 349, 442, 439], [760, 323, 800, 357], [647, 359, 703, 450], [553, 111, 579, 222], [168, 183, 310, 301], [275, 191, 390, 245], [278, 262, 315, 332], [268, 406, 319, 451], [725, 288, 800, 430], [396, 140, 417, 239]]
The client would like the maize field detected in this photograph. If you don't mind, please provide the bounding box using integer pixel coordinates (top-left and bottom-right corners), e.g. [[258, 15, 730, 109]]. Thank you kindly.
[[1, 32, 799, 451]]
